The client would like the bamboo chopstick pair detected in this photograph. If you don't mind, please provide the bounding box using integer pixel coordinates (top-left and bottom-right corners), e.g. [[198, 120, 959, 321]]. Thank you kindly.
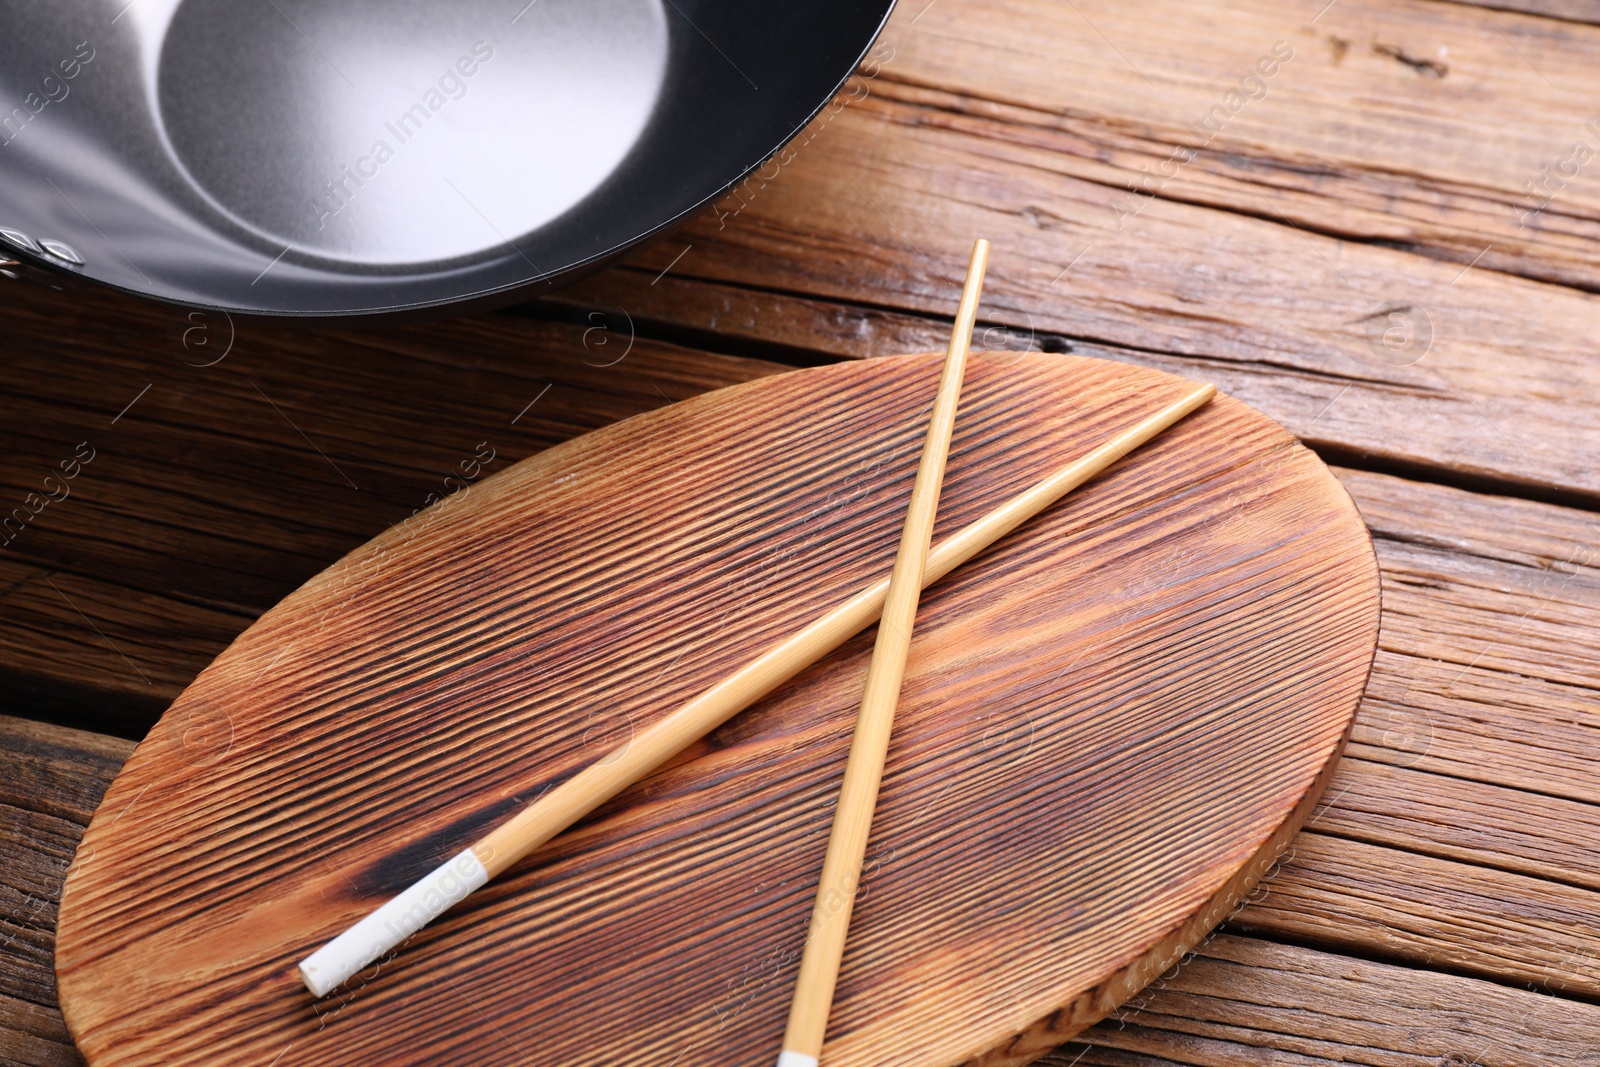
[[298, 241, 1218, 1063]]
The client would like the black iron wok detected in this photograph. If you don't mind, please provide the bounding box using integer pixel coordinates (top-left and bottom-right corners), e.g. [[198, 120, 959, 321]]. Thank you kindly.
[[0, 0, 895, 319]]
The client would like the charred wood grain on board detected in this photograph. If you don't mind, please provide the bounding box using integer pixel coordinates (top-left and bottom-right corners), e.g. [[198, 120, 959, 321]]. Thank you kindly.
[[50, 354, 1378, 1065]]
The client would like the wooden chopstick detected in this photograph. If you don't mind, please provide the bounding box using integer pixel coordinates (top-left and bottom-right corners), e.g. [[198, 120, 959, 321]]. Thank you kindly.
[[775, 239, 989, 1066], [297, 380, 1218, 1002]]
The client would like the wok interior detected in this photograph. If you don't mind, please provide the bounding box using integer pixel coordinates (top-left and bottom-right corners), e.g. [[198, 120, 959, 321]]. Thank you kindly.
[[159, 0, 672, 267]]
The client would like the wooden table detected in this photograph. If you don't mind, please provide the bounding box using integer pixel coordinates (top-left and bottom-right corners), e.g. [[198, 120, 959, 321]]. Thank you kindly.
[[4, 0, 1599, 1062]]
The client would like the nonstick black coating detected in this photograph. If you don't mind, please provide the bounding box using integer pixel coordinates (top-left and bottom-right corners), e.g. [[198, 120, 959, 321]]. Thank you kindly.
[[0, 0, 895, 319]]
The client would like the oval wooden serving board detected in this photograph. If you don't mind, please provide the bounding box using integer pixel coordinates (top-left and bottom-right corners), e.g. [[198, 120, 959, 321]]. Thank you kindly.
[[57, 353, 1380, 1066]]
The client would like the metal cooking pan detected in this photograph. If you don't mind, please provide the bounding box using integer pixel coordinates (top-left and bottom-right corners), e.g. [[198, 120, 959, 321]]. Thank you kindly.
[[0, 0, 895, 319]]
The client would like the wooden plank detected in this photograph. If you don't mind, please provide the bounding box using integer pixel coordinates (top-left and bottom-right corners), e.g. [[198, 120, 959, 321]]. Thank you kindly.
[[1233, 830, 1600, 998], [1217, 467, 1600, 996], [0, 281, 781, 727], [1340, 467, 1600, 807], [0, 557, 242, 728], [880, 0, 1600, 289], [1315, 755, 1600, 893], [1039, 932, 1600, 1066], [0, 716, 130, 1067], [0, 993, 81, 1067], [538, 268, 957, 365], [634, 104, 1600, 498], [581, 0, 1600, 500], [0, 285, 779, 607]]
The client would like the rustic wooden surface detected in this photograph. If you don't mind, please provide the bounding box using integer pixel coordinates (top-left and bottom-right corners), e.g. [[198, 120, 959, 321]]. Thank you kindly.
[[50, 355, 1378, 1065], [3, 0, 1600, 1061]]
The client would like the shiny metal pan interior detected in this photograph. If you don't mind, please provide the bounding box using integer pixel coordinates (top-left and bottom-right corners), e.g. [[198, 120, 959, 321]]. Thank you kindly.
[[0, 0, 895, 318]]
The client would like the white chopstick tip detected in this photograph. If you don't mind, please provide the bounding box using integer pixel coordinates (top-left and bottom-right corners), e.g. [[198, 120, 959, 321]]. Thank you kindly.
[[298, 848, 488, 997], [298, 958, 336, 999], [776, 1052, 819, 1067]]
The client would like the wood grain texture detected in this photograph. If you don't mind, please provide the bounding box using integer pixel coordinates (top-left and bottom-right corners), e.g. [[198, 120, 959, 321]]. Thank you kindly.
[[1234, 829, 1600, 997], [1448, 0, 1600, 25], [0, 716, 131, 1067], [608, 0, 1600, 500], [1218, 468, 1600, 997], [651, 98, 1600, 498], [0, 279, 780, 728], [52, 354, 1377, 1065], [14, 720, 1600, 1067], [1047, 932, 1600, 1066], [5, 0, 1600, 1056], [877, 0, 1600, 288]]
